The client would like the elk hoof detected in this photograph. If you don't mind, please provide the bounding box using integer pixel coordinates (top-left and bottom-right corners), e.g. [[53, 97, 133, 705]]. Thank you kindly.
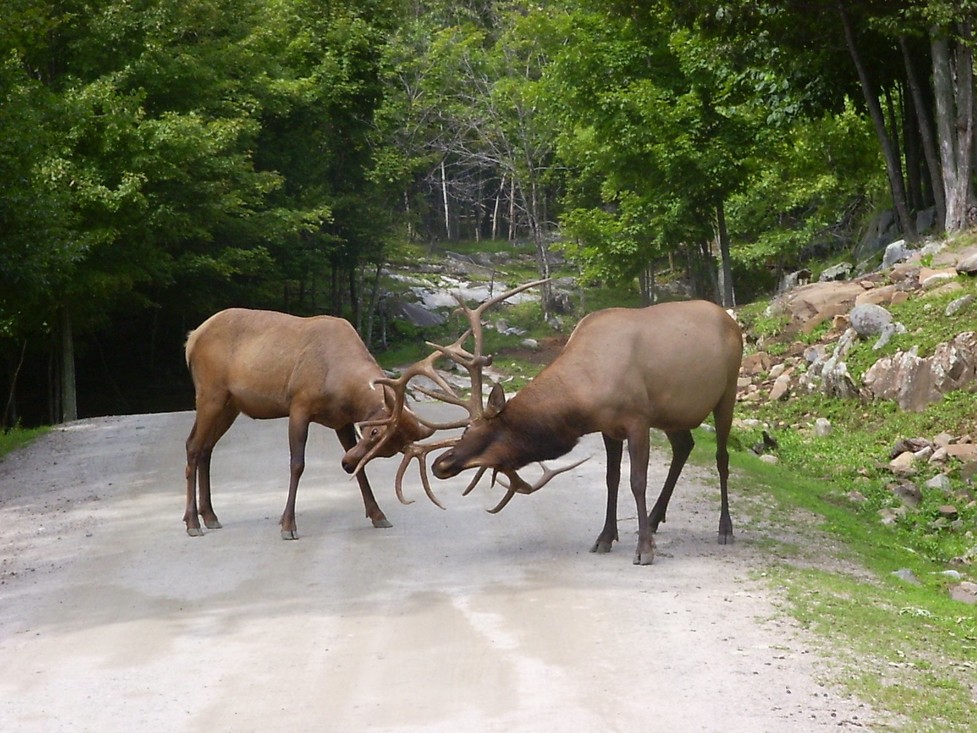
[[204, 518, 222, 530], [280, 529, 299, 540], [186, 526, 205, 537], [633, 551, 655, 566], [590, 537, 614, 554], [371, 517, 393, 529], [718, 531, 734, 545], [633, 540, 655, 565]]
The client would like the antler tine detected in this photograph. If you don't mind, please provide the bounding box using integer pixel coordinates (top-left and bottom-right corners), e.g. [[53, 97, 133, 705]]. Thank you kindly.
[[441, 278, 552, 420], [486, 457, 589, 514], [350, 349, 463, 477], [461, 466, 490, 496], [392, 437, 460, 509]]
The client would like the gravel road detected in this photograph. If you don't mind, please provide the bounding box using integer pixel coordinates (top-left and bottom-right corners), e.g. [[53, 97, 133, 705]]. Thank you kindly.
[[0, 407, 881, 732]]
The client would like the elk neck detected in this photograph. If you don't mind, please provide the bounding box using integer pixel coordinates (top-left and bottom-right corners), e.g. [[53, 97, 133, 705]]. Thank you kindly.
[[494, 376, 588, 468]]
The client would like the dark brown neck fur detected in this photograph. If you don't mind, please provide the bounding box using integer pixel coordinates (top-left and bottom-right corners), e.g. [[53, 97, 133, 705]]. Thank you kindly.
[[495, 380, 587, 469]]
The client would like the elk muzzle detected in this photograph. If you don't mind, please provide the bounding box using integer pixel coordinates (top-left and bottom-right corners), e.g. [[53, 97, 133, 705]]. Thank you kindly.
[[431, 449, 462, 480]]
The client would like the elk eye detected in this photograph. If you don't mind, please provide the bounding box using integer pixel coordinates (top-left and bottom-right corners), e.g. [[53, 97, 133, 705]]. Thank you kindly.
[[371, 428, 380, 438]]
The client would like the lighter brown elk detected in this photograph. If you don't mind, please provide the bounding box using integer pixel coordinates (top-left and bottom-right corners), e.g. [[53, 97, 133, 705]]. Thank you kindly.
[[183, 308, 433, 539]]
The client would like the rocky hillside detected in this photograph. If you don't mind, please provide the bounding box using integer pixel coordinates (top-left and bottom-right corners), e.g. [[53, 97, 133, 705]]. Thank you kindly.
[[735, 235, 977, 601]]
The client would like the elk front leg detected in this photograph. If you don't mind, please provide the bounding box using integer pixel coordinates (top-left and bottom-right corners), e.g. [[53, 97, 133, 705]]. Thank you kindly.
[[281, 413, 310, 540], [590, 434, 622, 554], [196, 448, 222, 529], [648, 430, 693, 533], [629, 430, 654, 565], [336, 425, 391, 528]]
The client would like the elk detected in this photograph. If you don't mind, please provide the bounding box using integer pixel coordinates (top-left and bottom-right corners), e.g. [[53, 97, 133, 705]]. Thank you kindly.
[[183, 308, 434, 539], [376, 296, 743, 565]]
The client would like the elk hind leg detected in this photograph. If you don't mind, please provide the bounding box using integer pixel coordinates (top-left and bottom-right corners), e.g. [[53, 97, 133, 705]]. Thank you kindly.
[[629, 429, 654, 565], [713, 392, 735, 544], [648, 430, 694, 533], [337, 424, 392, 528], [590, 433, 622, 554], [196, 405, 238, 530], [280, 412, 311, 540], [184, 400, 238, 535]]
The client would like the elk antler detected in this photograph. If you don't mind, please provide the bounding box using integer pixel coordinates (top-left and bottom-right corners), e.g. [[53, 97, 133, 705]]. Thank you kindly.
[[353, 278, 550, 507], [486, 458, 590, 514]]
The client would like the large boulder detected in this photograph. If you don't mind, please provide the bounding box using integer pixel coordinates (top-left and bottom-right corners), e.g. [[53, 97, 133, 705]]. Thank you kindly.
[[849, 303, 893, 338], [863, 332, 977, 411]]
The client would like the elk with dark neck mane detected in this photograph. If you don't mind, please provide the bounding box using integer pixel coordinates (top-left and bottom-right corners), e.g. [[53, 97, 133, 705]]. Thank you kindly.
[[431, 299, 744, 565]]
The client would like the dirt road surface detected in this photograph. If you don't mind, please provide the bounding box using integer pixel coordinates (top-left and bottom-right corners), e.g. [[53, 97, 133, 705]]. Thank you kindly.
[[0, 408, 880, 732]]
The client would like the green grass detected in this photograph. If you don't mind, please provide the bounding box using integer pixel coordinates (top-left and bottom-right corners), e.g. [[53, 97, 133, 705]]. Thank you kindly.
[[692, 410, 977, 731], [0, 425, 49, 459]]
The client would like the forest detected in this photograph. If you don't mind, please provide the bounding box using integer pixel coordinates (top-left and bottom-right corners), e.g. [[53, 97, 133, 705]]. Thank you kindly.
[[1, 0, 975, 427]]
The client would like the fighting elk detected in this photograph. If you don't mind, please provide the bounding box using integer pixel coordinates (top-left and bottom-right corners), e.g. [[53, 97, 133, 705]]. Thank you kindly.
[[375, 295, 743, 565], [183, 308, 434, 539], [341, 279, 553, 505]]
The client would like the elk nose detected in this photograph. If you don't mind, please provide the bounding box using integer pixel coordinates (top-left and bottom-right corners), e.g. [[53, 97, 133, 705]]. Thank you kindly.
[[431, 452, 454, 479], [340, 457, 354, 474]]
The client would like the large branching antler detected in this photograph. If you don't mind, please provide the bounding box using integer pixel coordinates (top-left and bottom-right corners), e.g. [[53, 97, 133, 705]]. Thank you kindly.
[[486, 458, 590, 514], [352, 278, 550, 507]]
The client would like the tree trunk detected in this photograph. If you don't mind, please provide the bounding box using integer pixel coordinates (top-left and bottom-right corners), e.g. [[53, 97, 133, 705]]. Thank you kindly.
[[839, 3, 917, 240], [2, 340, 27, 429], [716, 200, 735, 308], [363, 262, 383, 348], [440, 159, 451, 240], [931, 23, 975, 232], [58, 305, 77, 423], [899, 35, 945, 220], [491, 173, 504, 240]]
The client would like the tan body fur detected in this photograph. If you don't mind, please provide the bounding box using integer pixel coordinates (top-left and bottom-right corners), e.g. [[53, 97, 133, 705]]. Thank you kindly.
[[183, 308, 431, 539]]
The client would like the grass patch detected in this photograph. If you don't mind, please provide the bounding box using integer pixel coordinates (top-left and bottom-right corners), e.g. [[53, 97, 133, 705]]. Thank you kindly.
[[0, 425, 49, 459], [685, 422, 977, 731]]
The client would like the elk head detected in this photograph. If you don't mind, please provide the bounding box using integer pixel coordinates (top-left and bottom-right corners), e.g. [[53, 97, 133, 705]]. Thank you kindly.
[[350, 278, 585, 512]]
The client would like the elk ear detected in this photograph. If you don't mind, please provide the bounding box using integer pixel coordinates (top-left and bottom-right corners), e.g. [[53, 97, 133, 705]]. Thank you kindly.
[[484, 382, 507, 419]]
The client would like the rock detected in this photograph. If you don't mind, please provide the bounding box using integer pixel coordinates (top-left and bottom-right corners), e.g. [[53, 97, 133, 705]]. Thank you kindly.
[[775, 280, 865, 331], [920, 267, 957, 289], [847, 490, 867, 504], [878, 507, 904, 525], [882, 239, 912, 268], [778, 268, 812, 293], [890, 437, 932, 457], [758, 454, 779, 465], [814, 417, 832, 437], [855, 283, 900, 306], [768, 373, 792, 401], [849, 303, 893, 337], [955, 251, 977, 274], [949, 581, 977, 604], [924, 474, 952, 492], [945, 294, 974, 317], [863, 333, 977, 411], [933, 432, 954, 448], [889, 451, 917, 475], [890, 481, 922, 507], [819, 262, 853, 282], [741, 352, 772, 375], [946, 443, 977, 462], [873, 321, 906, 350], [938, 504, 959, 520], [519, 338, 539, 350], [892, 568, 921, 585]]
